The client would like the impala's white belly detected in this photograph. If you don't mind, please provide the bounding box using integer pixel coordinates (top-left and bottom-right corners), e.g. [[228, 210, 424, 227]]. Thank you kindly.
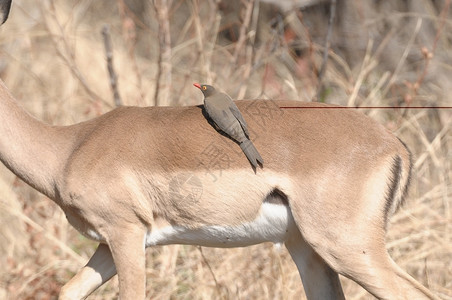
[[145, 203, 296, 248]]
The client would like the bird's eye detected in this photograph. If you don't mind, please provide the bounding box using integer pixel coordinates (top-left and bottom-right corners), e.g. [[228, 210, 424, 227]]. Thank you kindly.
[[202, 86, 207, 90]]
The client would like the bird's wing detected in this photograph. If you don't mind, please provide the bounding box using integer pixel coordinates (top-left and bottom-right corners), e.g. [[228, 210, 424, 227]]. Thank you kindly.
[[205, 95, 247, 143], [228, 100, 250, 137]]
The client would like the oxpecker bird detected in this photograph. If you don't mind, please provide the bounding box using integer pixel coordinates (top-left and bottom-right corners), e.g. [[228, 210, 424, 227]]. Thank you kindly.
[[194, 83, 264, 169]]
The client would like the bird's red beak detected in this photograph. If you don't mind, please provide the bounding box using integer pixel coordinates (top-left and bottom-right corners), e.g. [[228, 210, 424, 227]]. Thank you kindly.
[[193, 83, 201, 89]]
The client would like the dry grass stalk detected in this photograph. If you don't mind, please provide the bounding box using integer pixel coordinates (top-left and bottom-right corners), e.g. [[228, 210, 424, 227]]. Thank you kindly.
[[231, 0, 254, 67], [410, 0, 450, 100], [118, 0, 147, 106], [380, 18, 423, 103], [43, 0, 111, 110], [190, 0, 209, 80], [102, 25, 122, 107], [153, 0, 173, 106], [315, 0, 337, 101]]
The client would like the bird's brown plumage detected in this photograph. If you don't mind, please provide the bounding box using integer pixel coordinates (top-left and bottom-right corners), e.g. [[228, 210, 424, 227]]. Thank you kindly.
[[194, 83, 264, 169]]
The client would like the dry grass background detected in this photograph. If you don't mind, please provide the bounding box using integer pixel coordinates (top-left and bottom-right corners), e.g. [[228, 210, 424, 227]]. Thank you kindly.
[[0, 0, 451, 299]]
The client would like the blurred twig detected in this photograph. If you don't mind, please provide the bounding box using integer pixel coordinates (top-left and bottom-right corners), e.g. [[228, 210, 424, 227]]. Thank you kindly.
[[381, 18, 422, 101], [197, 246, 227, 300], [191, 0, 208, 80], [413, 0, 450, 96], [43, 0, 112, 109], [102, 25, 122, 107], [118, 0, 146, 106], [204, 0, 221, 83], [236, 0, 260, 99], [231, 0, 254, 66], [315, 0, 337, 102], [347, 40, 378, 107], [153, 0, 173, 106], [398, 1, 450, 121]]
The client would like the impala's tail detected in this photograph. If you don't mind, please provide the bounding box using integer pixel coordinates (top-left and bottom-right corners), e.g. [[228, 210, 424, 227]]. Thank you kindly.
[[383, 140, 413, 225], [240, 139, 264, 168], [0, 0, 12, 24]]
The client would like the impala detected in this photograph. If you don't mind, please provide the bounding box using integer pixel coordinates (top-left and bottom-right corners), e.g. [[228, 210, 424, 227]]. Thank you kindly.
[[0, 1, 439, 299]]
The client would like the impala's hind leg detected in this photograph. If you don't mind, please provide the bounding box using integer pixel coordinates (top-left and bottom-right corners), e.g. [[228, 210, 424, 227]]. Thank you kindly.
[[287, 151, 438, 299], [290, 215, 438, 299], [285, 230, 345, 300], [289, 201, 438, 299], [319, 239, 438, 300]]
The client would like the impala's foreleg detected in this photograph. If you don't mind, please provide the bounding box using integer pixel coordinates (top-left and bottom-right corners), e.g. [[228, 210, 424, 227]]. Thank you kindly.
[[59, 223, 147, 300], [107, 224, 147, 299], [285, 230, 345, 300], [59, 244, 117, 300]]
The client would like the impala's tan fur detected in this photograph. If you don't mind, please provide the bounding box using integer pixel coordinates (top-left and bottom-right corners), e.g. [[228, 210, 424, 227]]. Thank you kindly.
[[0, 76, 438, 299]]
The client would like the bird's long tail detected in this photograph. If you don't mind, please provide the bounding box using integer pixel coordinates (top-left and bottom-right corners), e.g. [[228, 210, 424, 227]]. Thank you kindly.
[[240, 140, 264, 168]]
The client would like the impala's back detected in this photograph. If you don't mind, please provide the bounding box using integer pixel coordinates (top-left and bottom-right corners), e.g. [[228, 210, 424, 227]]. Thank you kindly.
[[59, 100, 410, 247]]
